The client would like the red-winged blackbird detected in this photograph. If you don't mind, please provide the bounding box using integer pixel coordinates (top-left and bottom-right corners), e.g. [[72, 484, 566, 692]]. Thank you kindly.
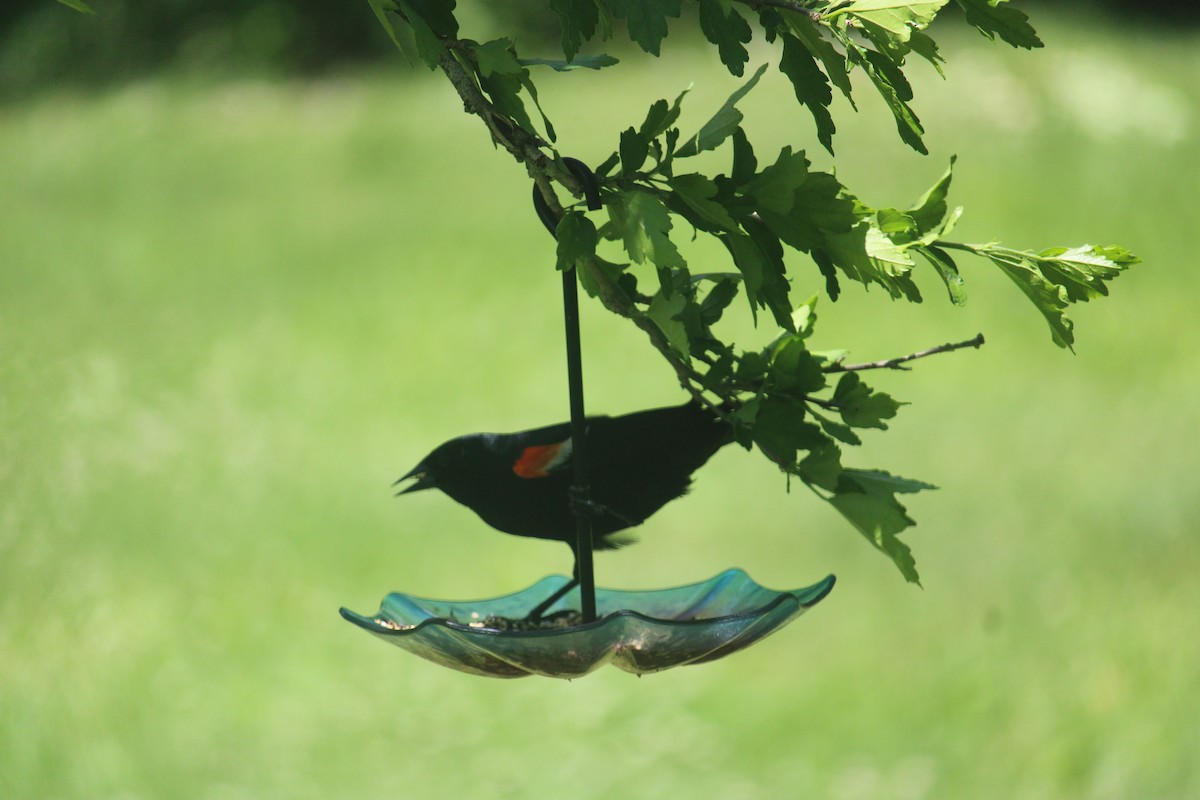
[[396, 401, 734, 553]]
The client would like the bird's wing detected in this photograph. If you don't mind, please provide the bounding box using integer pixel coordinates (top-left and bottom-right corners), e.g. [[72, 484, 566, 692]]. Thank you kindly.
[[511, 438, 573, 478]]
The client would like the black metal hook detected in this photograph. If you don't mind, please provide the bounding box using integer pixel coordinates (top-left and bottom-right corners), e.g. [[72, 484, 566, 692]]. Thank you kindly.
[[531, 157, 602, 238], [528, 156, 601, 623]]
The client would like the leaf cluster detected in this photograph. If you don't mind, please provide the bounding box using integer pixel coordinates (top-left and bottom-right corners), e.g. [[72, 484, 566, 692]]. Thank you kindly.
[[366, 0, 1139, 583]]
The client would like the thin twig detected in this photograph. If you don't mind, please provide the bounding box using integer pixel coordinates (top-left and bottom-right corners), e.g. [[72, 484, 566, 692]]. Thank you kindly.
[[825, 333, 985, 373], [734, 0, 824, 22]]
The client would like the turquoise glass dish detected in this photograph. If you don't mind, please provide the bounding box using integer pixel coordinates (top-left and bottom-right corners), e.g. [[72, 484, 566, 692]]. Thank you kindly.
[[340, 568, 835, 679]]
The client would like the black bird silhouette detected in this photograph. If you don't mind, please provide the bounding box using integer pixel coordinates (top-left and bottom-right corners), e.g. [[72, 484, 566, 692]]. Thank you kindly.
[[396, 401, 734, 615]]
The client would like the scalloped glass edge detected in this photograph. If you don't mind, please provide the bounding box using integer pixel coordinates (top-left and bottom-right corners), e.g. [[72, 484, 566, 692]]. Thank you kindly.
[[340, 568, 836, 679]]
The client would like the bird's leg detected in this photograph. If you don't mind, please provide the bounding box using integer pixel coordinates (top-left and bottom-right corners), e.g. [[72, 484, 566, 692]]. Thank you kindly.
[[568, 485, 637, 527], [525, 575, 580, 621]]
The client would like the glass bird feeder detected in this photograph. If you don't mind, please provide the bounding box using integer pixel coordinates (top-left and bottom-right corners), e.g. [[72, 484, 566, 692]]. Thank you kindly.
[[342, 162, 836, 676], [340, 569, 835, 678]]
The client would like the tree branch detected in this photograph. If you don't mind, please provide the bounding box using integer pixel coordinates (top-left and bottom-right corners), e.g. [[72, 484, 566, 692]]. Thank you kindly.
[[825, 333, 986, 373], [733, 0, 824, 22]]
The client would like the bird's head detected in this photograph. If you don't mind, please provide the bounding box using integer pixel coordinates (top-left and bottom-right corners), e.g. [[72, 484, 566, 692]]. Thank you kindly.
[[394, 435, 491, 498]]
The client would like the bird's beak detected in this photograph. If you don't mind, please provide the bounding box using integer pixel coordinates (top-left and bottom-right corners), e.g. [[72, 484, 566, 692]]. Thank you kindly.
[[394, 464, 435, 495]]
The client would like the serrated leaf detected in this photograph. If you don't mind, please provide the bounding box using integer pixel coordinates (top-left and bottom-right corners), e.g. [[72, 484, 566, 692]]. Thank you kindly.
[[799, 438, 844, 491], [396, 0, 457, 68], [517, 71, 557, 142], [474, 38, 523, 76], [620, 127, 650, 175], [549, 0, 600, 61], [845, 39, 927, 154], [577, 255, 631, 300], [723, 218, 794, 330], [475, 68, 538, 139], [839, 0, 949, 43], [770, 335, 827, 394], [698, 275, 742, 325], [519, 54, 619, 71], [750, 397, 823, 466], [669, 174, 740, 232], [810, 408, 863, 447], [955, 0, 1043, 49], [647, 290, 691, 356], [829, 468, 934, 584], [698, 0, 753, 77], [609, 0, 682, 56], [792, 294, 819, 338], [677, 63, 768, 158], [758, 171, 857, 254], [608, 191, 686, 268], [783, 12, 854, 101], [832, 372, 902, 430], [823, 221, 921, 300], [742, 146, 811, 215], [778, 34, 837, 155], [640, 91, 688, 140], [555, 211, 598, 272], [986, 249, 1074, 349], [1034, 245, 1139, 302]]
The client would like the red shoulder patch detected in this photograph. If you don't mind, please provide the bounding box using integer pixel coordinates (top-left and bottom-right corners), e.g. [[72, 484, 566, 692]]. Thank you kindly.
[[512, 439, 572, 478]]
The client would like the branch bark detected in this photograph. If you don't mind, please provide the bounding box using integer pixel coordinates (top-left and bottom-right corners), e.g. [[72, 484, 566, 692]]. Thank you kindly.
[[825, 333, 986, 373]]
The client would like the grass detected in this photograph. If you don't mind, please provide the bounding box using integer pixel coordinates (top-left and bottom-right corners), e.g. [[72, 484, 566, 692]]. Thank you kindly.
[[3, 12, 1199, 799]]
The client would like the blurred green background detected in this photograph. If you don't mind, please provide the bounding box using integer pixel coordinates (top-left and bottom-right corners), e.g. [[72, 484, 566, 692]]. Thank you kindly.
[[3, 2, 1199, 798]]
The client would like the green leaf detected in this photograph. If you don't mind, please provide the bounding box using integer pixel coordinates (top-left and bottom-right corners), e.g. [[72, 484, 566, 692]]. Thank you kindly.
[[823, 221, 921, 300], [640, 91, 688, 140], [669, 174, 739, 232], [555, 212, 598, 272], [769, 335, 827, 394], [475, 68, 538, 139], [609, 0, 682, 56], [1034, 245, 1139, 302], [831, 372, 903, 430], [749, 397, 823, 467], [474, 38, 523, 76], [516, 69, 558, 142], [985, 249, 1074, 349], [698, 275, 742, 325], [798, 437, 844, 491], [395, 0, 458, 68], [758, 170, 857, 254], [845, 39, 927, 154], [730, 127, 757, 184], [838, 0, 949, 43], [918, 245, 967, 305], [57, 0, 94, 13], [697, 0, 753, 77], [907, 156, 956, 239], [608, 191, 686, 269], [810, 408, 863, 447], [778, 34, 836, 154], [722, 219, 793, 330], [741, 146, 811, 215], [519, 55, 619, 71], [830, 468, 934, 584], [647, 290, 692, 356], [368, 0, 417, 63], [955, 0, 1043, 49], [676, 63, 768, 158], [783, 12, 853, 102], [549, 0, 600, 61], [620, 127, 650, 175]]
